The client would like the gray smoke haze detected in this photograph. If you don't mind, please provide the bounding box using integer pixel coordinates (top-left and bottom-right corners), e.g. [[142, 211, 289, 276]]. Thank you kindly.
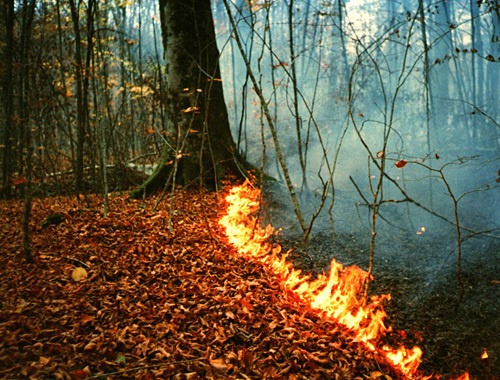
[[213, 0, 500, 253]]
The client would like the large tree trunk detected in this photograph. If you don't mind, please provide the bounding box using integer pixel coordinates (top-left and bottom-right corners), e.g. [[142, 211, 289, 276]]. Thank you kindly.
[[131, 0, 254, 197]]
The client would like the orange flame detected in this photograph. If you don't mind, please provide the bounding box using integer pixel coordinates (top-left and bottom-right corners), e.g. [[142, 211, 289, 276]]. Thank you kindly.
[[481, 349, 488, 359], [219, 180, 425, 378]]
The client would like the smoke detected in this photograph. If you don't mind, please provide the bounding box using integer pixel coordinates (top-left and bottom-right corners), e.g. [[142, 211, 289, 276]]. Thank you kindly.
[[214, 0, 500, 254]]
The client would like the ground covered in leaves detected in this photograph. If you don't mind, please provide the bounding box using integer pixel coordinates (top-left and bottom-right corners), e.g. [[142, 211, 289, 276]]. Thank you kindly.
[[1, 185, 401, 380]]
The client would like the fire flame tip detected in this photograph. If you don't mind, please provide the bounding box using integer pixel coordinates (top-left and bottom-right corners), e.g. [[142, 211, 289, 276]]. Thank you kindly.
[[481, 349, 488, 360]]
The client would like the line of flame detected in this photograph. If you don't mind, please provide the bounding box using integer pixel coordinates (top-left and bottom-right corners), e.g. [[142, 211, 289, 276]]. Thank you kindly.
[[219, 180, 429, 378], [219, 181, 476, 380]]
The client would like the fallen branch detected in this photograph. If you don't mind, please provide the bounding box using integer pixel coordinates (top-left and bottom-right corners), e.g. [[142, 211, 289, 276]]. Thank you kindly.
[[43, 253, 90, 269], [84, 358, 205, 379]]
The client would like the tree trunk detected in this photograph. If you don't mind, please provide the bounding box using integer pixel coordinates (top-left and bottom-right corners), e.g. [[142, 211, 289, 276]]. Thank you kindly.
[[69, 0, 85, 193], [69, 0, 94, 193], [0, 0, 15, 199], [131, 0, 256, 198], [19, 0, 37, 263]]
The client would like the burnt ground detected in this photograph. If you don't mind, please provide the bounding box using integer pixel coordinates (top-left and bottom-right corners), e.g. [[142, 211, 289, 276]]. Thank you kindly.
[[263, 183, 500, 380]]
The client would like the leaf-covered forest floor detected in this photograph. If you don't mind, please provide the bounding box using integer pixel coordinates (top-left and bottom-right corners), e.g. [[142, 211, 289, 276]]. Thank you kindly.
[[0, 181, 497, 379], [1, 184, 396, 380]]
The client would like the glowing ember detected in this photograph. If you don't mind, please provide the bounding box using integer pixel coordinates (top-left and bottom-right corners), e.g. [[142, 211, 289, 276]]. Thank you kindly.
[[219, 180, 425, 378], [481, 349, 488, 359]]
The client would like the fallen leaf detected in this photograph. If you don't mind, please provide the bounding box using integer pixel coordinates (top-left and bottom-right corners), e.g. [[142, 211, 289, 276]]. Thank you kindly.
[[209, 357, 231, 372], [115, 352, 126, 365], [72, 267, 88, 282], [39, 356, 51, 365], [79, 314, 93, 324], [240, 298, 254, 311]]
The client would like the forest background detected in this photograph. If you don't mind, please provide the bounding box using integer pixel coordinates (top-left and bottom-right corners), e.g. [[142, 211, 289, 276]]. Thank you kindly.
[[0, 0, 499, 378], [1, 0, 499, 237]]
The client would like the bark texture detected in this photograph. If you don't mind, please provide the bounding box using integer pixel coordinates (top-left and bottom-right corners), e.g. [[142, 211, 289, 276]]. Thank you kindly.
[[131, 0, 254, 198]]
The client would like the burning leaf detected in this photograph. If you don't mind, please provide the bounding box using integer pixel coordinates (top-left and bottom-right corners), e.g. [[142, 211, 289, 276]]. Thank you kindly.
[[395, 159, 407, 168]]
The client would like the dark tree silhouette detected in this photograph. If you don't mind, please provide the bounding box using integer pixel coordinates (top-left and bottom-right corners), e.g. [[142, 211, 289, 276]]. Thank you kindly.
[[130, 0, 255, 197], [0, 0, 15, 199]]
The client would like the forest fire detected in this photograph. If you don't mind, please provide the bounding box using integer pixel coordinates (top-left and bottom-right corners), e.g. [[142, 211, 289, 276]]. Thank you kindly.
[[219, 180, 474, 380]]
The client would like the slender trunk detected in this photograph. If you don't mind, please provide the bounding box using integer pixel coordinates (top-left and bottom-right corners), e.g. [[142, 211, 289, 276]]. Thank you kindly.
[[1, 0, 15, 199], [418, 0, 433, 205], [336, 0, 349, 82], [20, 0, 37, 263], [288, 0, 307, 190], [69, 0, 85, 192], [93, 2, 109, 216], [55, 0, 75, 182], [470, 0, 477, 143]]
